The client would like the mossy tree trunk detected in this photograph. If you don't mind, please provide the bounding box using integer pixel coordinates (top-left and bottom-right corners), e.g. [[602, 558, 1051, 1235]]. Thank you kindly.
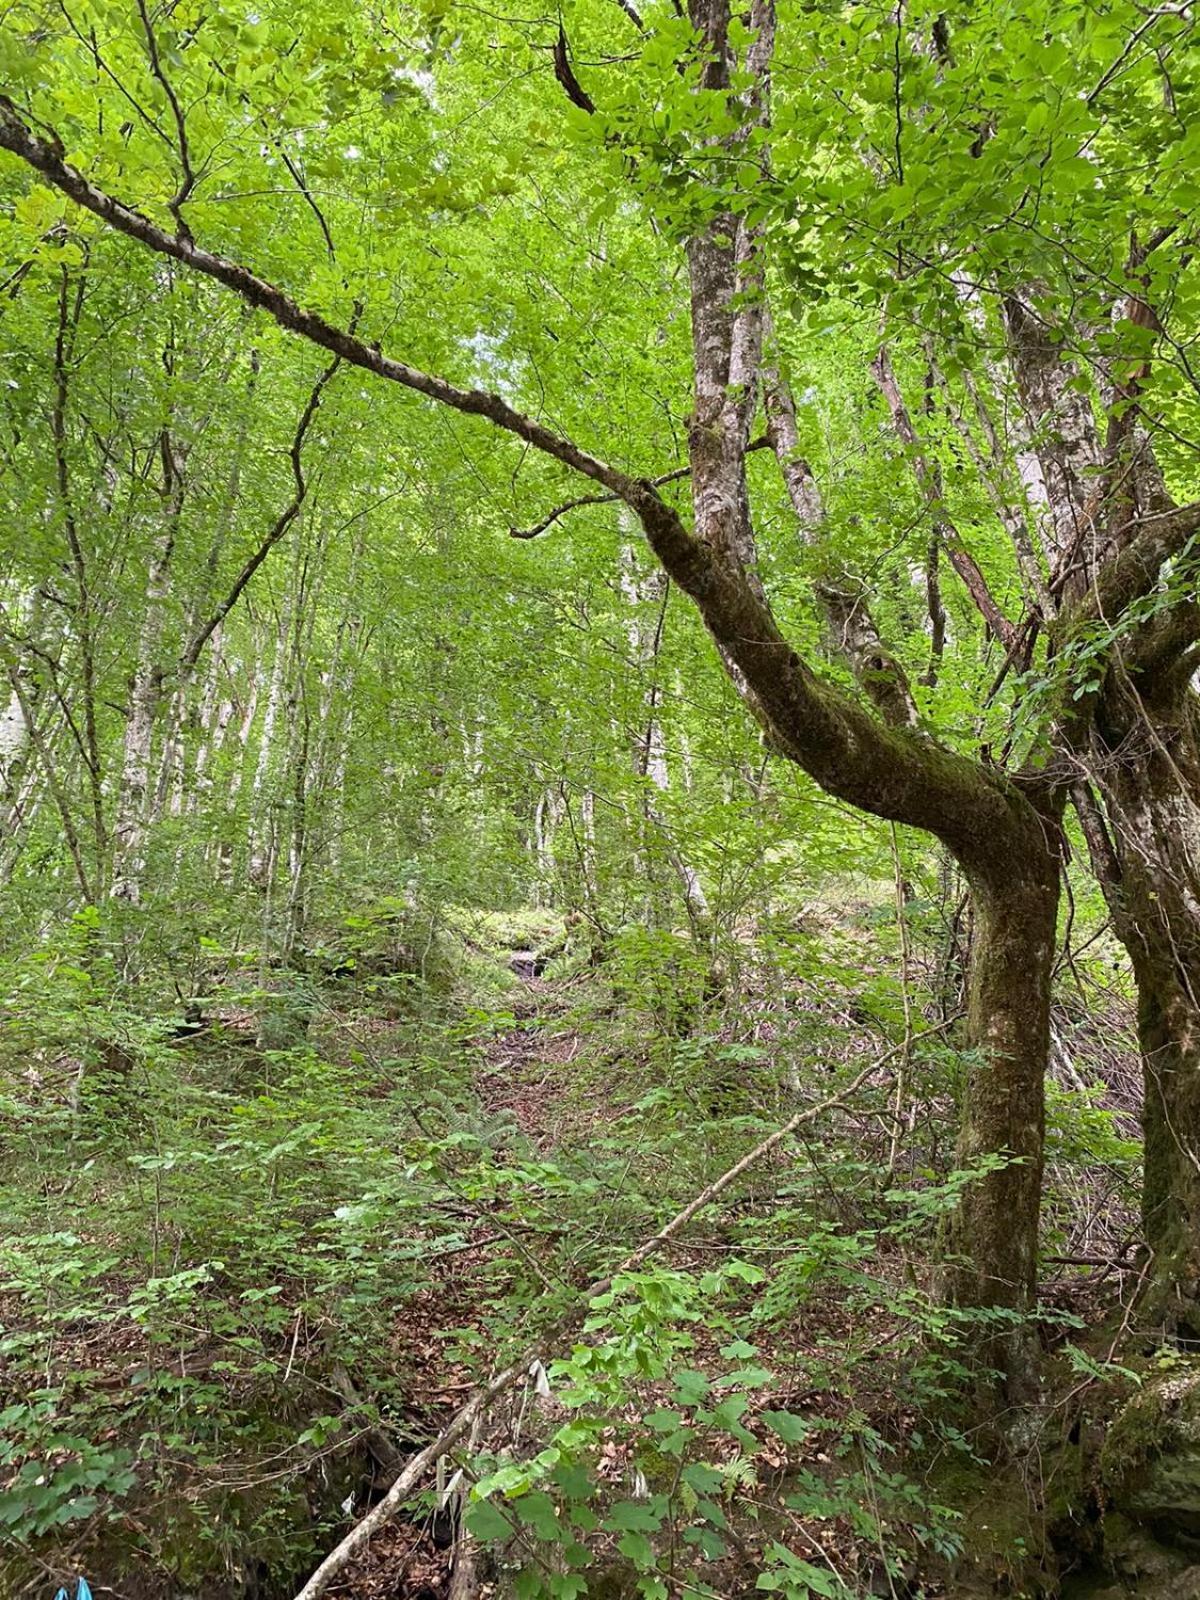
[[952, 838, 1062, 1389], [1082, 641, 1200, 1324], [1006, 286, 1200, 1334]]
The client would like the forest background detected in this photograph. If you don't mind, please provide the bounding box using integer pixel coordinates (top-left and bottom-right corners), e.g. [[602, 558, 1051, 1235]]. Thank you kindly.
[[1, 0, 1199, 1596]]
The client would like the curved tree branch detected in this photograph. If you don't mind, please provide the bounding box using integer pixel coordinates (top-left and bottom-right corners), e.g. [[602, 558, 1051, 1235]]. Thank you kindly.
[[0, 96, 1050, 873], [180, 353, 342, 671]]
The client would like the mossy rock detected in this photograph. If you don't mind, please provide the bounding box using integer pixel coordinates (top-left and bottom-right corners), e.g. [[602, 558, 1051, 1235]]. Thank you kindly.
[[1101, 1369, 1200, 1544], [1070, 1514, 1200, 1598], [925, 1454, 1051, 1596]]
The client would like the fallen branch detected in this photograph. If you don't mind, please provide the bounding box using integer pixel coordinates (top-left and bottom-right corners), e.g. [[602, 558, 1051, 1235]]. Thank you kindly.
[[328, 1363, 410, 1480], [293, 1035, 919, 1600]]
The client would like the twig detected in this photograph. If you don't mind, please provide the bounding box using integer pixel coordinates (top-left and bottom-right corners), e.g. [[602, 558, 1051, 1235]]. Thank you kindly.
[[1045, 1253, 1141, 1272], [510, 438, 771, 539], [282, 1308, 304, 1384]]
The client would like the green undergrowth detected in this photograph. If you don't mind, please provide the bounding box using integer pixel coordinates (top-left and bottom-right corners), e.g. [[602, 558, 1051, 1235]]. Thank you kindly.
[[0, 902, 1141, 1597]]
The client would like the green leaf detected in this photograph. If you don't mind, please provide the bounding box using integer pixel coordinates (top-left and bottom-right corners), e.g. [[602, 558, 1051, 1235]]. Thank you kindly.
[[606, 1500, 663, 1533], [465, 1500, 514, 1543], [681, 1462, 724, 1494], [673, 1370, 710, 1405], [762, 1410, 810, 1444], [514, 1491, 561, 1540], [617, 1530, 656, 1568]]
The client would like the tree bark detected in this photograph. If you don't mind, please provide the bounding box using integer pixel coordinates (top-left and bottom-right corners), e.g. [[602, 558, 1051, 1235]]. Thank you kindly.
[[951, 829, 1061, 1383], [110, 424, 186, 904], [1084, 653, 1200, 1322]]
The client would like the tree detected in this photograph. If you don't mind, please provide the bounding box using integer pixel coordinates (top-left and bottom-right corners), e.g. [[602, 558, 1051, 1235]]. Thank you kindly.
[[3, 0, 1200, 1391]]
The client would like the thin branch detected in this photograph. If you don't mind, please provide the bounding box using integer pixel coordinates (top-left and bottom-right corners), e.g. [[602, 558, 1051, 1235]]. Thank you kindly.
[[1086, 3, 1192, 104], [276, 141, 337, 259], [0, 623, 93, 785], [1070, 780, 1124, 918], [512, 467, 689, 539], [762, 325, 918, 727], [0, 652, 92, 901], [925, 343, 1054, 617], [181, 354, 341, 670], [56, 2, 173, 149], [872, 344, 1019, 649], [609, 0, 645, 30], [511, 439, 770, 538], [134, 0, 197, 239], [52, 264, 105, 855]]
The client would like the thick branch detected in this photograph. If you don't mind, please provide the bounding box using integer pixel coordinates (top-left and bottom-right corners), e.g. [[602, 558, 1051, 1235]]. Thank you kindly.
[[0, 99, 1047, 872], [1072, 495, 1200, 629], [552, 25, 595, 114], [0, 100, 634, 505], [684, 0, 774, 590]]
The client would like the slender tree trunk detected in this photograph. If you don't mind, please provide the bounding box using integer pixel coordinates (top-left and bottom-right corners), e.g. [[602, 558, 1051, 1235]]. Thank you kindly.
[[282, 693, 310, 960], [111, 428, 186, 903], [248, 608, 291, 887], [0, 662, 30, 796], [620, 544, 709, 928]]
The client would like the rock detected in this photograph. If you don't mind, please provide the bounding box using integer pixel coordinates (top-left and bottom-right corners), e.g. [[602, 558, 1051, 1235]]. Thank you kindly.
[[1062, 1517, 1200, 1597], [509, 950, 547, 979], [1102, 1368, 1200, 1547]]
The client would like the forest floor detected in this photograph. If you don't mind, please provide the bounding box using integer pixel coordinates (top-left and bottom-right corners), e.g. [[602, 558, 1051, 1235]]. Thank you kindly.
[[0, 910, 1147, 1600], [313, 965, 1141, 1600], [331, 978, 582, 1600]]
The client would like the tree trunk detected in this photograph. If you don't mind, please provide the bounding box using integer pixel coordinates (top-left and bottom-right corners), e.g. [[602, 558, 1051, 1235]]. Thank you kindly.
[[1086, 658, 1200, 1323], [1001, 288, 1200, 1326], [111, 427, 185, 904], [951, 832, 1061, 1385], [620, 542, 710, 928]]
